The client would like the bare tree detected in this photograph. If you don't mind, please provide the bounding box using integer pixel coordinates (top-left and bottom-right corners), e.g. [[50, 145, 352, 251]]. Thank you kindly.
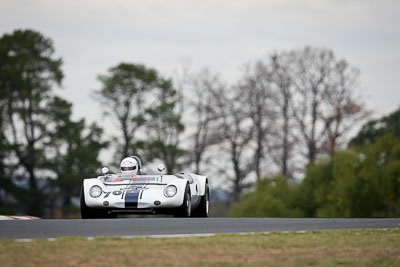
[[209, 84, 254, 203], [237, 62, 276, 182], [269, 53, 298, 178], [320, 60, 369, 155], [288, 47, 337, 163], [188, 69, 224, 174], [288, 47, 367, 163], [181, 47, 368, 203]]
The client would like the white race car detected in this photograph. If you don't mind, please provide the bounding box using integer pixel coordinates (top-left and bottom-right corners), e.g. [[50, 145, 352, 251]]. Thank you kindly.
[[80, 156, 210, 218]]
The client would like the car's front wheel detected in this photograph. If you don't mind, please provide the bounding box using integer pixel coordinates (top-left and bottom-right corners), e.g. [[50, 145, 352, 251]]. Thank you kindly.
[[173, 184, 191, 217]]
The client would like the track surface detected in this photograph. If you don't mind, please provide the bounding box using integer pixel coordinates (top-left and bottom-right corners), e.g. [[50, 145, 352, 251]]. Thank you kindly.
[[1, 218, 399, 239]]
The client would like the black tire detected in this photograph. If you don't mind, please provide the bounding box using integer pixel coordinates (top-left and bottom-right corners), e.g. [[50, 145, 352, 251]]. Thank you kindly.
[[191, 184, 209, 217], [173, 184, 191, 218], [80, 185, 113, 219]]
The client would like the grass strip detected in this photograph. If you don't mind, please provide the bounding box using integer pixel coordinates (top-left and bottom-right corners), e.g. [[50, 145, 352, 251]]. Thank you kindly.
[[0, 229, 399, 266]]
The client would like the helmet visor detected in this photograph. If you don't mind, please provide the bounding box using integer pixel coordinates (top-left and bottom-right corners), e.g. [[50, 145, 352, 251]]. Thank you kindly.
[[121, 166, 137, 171]]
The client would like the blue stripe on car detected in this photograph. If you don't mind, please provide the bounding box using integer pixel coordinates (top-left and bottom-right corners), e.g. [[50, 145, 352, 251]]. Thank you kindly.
[[125, 190, 140, 208]]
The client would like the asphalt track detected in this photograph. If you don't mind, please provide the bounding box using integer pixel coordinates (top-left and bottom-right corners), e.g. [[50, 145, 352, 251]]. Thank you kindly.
[[1, 218, 399, 239]]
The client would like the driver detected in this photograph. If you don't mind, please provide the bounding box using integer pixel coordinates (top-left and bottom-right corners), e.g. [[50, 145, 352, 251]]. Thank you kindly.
[[120, 157, 138, 176]]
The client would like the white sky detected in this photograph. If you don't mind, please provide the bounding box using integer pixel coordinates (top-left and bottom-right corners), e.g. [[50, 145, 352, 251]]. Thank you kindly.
[[1, 0, 399, 133]]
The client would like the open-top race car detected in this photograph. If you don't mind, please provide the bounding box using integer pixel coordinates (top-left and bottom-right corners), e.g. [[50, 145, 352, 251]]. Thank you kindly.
[[80, 156, 209, 218]]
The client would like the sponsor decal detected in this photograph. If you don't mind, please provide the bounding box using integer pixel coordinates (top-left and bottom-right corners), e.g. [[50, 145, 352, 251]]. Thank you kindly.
[[112, 175, 158, 183]]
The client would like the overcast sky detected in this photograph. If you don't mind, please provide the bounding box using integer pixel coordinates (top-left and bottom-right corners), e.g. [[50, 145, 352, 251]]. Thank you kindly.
[[1, 0, 399, 126]]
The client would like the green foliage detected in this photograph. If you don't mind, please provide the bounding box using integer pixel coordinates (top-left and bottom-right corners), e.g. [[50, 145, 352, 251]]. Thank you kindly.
[[358, 134, 400, 217], [230, 175, 302, 217], [232, 135, 400, 218], [297, 151, 359, 217], [297, 134, 400, 217], [144, 80, 184, 173], [0, 29, 64, 216], [0, 29, 107, 217], [95, 62, 164, 158], [0, 29, 63, 91], [350, 106, 400, 146], [46, 97, 108, 216], [294, 159, 333, 217], [1, 29, 184, 217]]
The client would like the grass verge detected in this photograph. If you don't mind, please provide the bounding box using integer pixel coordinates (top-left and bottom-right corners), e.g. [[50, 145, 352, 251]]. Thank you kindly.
[[0, 229, 399, 266]]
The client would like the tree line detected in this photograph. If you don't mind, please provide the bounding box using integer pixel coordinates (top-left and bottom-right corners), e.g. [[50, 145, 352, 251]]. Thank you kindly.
[[0, 29, 370, 217], [231, 108, 400, 217], [183, 47, 368, 203]]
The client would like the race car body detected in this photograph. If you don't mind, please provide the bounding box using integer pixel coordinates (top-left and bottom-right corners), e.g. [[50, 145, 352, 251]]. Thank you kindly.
[[80, 157, 209, 218]]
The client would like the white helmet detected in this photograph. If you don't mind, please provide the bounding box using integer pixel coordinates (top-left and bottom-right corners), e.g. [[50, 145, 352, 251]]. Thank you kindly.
[[120, 157, 138, 175]]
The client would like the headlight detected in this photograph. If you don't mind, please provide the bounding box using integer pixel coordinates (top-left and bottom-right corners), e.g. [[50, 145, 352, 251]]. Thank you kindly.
[[89, 185, 102, 198], [164, 185, 177, 197]]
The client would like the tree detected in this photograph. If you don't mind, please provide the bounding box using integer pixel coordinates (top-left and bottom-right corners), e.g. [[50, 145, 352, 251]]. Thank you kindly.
[[95, 63, 158, 158], [289, 47, 334, 163], [46, 97, 108, 217], [230, 175, 302, 217], [269, 53, 298, 178], [237, 62, 276, 182], [0, 29, 63, 216], [144, 78, 185, 174], [350, 106, 400, 146], [288, 47, 366, 163], [231, 134, 400, 218], [0, 29, 63, 190], [208, 84, 254, 203], [186, 69, 224, 174], [319, 59, 369, 155], [297, 134, 400, 218], [96, 62, 185, 173], [0, 91, 16, 214]]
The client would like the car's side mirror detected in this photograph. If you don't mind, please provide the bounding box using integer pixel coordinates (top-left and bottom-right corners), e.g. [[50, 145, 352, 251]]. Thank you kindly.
[[157, 165, 166, 173], [101, 167, 109, 175]]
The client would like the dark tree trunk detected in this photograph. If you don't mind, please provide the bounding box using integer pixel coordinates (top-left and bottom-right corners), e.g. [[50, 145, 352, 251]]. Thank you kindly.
[[27, 165, 37, 190], [282, 95, 290, 177], [231, 141, 243, 203]]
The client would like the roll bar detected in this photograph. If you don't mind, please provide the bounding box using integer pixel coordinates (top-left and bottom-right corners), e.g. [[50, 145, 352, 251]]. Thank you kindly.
[[129, 155, 143, 174]]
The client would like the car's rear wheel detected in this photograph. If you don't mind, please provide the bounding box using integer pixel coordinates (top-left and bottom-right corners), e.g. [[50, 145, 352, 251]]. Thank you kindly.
[[80, 185, 113, 219], [191, 183, 209, 217], [173, 184, 191, 217]]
